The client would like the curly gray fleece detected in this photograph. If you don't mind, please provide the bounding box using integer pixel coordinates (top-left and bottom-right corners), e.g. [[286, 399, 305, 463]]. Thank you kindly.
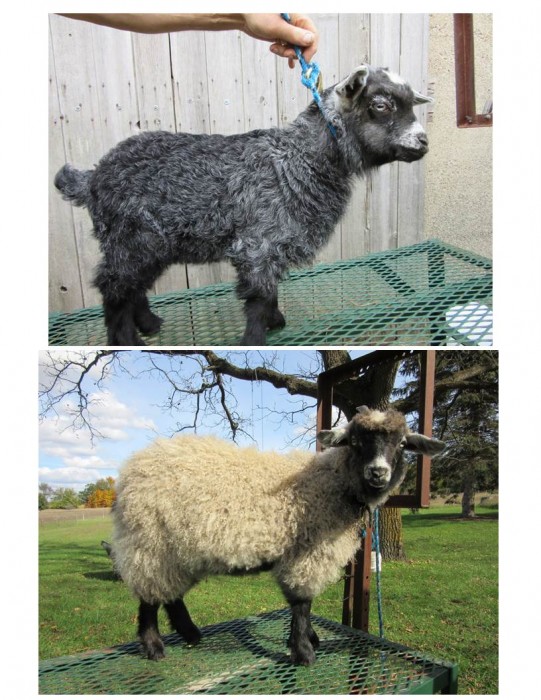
[[55, 65, 432, 345]]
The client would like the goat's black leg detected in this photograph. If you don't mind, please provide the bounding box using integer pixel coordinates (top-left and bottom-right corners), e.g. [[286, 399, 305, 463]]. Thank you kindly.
[[138, 600, 165, 660], [102, 297, 146, 346], [240, 295, 286, 344], [95, 258, 166, 346], [94, 262, 146, 346], [236, 272, 287, 344], [286, 598, 319, 666], [240, 296, 272, 345], [267, 295, 286, 331], [133, 292, 163, 336], [164, 598, 202, 646]]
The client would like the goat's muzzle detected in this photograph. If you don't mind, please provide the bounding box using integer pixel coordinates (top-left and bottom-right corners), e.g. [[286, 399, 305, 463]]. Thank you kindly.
[[395, 125, 429, 162], [396, 140, 429, 162], [366, 465, 391, 490]]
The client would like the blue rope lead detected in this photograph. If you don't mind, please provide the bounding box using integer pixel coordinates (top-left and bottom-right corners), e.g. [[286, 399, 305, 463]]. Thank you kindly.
[[280, 13, 337, 138], [373, 508, 384, 638]]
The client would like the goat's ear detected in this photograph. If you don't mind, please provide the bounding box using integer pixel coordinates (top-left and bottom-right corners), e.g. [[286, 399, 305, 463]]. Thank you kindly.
[[335, 65, 370, 108], [412, 89, 434, 105], [403, 433, 445, 456], [317, 428, 349, 448]]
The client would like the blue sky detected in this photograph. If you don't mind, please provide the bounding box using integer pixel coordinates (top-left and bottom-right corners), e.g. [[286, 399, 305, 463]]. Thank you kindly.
[[39, 349, 371, 491]]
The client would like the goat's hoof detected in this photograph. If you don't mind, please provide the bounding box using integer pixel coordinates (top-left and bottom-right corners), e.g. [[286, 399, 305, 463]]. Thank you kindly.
[[183, 626, 202, 646], [240, 333, 267, 346], [310, 629, 320, 649], [107, 333, 147, 346], [268, 309, 286, 330], [143, 640, 165, 661], [137, 313, 163, 336], [287, 629, 320, 651], [290, 643, 316, 666]]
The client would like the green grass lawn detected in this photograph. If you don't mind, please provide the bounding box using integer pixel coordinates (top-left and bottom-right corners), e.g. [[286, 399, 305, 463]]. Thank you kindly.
[[39, 506, 497, 694]]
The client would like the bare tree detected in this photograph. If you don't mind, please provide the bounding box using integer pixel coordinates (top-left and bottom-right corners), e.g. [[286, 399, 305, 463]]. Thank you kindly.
[[39, 349, 399, 442]]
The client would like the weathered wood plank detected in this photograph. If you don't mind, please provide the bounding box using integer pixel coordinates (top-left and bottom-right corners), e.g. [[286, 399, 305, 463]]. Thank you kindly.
[[170, 31, 211, 134], [338, 13, 371, 260], [397, 13, 430, 247], [89, 24, 138, 150], [49, 19, 84, 312], [49, 15, 107, 308], [368, 14, 402, 253], [132, 33, 176, 133], [239, 31, 279, 130]]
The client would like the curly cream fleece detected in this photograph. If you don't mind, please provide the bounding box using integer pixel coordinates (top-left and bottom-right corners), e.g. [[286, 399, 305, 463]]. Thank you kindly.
[[112, 434, 370, 604]]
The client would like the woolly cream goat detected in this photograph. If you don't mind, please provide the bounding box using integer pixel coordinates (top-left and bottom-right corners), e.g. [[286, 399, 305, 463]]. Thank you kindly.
[[55, 65, 432, 345], [112, 406, 444, 665]]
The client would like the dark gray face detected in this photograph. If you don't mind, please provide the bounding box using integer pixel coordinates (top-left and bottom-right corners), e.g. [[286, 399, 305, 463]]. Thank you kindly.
[[334, 66, 431, 168], [316, 407, 446, 495], [358, 78, 428, 165], [348, 424, 405, 491]]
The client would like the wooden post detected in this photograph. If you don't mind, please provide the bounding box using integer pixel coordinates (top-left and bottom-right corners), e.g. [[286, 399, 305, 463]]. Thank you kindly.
[[316, 373, 333, 453], [416, 350, 436, 507], [352, 527, 372, 631]]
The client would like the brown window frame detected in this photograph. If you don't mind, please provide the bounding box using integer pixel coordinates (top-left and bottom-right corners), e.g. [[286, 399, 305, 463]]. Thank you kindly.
[[454, 13, 493, 128]]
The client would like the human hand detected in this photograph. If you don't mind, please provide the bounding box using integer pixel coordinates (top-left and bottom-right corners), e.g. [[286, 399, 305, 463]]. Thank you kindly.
[[241, 13, 319, 67]]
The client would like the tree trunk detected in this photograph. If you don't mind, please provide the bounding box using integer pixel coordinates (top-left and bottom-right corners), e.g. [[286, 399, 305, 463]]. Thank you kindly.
[[461, 470, 476, 518], [378, 507, 407, 560]]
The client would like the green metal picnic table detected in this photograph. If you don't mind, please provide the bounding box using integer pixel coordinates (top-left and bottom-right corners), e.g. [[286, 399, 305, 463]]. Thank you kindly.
[[49, 238, 492, 346], [39, 608, 458, 694]]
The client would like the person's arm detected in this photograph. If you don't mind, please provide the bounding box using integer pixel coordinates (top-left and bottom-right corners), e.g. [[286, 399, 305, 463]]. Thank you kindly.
[[58, 13, 318, 66]]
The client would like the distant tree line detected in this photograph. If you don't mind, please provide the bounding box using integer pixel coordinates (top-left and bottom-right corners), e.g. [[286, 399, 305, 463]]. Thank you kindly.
[[39, 477, 116, 510]]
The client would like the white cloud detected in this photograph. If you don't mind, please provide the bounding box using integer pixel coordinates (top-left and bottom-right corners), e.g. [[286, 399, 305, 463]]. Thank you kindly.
[[39, 386, 158, 489], [62, 454, 109, 470], [40, 416, 95, 452], [38, 465, 103, 486], [86, 390, 156, 440], [40, 390, 156, 448]]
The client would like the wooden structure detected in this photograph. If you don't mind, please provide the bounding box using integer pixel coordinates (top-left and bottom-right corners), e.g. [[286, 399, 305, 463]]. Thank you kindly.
[[316, 349, 437, 631]]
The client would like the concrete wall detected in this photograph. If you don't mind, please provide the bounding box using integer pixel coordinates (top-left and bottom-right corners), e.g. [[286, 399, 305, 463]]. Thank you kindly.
[[424, 14, 492, 258]]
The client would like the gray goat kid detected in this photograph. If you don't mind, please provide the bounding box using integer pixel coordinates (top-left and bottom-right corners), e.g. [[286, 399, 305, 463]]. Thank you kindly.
[[55, 65, 432, 345]]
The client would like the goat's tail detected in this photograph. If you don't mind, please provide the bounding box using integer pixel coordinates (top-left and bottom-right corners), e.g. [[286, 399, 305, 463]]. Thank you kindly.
[[54, 164, 92, 207]]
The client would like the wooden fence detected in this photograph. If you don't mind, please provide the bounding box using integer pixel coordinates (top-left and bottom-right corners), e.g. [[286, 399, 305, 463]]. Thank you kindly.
[[49, 13, 430, 312]]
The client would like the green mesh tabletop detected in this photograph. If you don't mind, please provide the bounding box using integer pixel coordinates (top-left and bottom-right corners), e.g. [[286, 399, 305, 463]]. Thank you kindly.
[[49, 239, 492, 346], [39, 609, 458, 695]]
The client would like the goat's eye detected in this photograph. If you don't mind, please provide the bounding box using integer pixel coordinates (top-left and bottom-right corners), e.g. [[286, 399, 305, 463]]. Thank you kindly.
[[350, 435, 360, 447], [399, 438, 407, 449], [370, 99, 392, 115]]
